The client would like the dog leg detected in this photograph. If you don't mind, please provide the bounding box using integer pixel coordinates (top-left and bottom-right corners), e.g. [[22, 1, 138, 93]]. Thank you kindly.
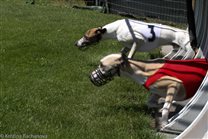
[[128, 42, 137, 58], [147, 93, 164, 131], [160, 84, 178, 129], [120, 47, 130, 54]]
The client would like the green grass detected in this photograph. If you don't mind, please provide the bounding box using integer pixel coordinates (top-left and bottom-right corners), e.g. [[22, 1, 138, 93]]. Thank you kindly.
[[1, 1, 162, 138]]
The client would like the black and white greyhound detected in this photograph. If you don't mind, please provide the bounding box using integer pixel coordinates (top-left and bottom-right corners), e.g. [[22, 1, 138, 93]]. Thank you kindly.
[[75, 19, 195, 59]]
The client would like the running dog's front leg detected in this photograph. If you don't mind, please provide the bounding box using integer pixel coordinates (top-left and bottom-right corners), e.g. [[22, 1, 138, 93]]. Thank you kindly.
[[120, 47, 130, 55], [120, 42, 137, 58], [160, 83, 179, 129], [128, 42, 137, 58]]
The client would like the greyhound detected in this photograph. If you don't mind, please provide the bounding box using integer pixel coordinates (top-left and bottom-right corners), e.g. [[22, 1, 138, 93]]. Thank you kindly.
[[89, 53, 208, 129], [75, 19, 195, 59]]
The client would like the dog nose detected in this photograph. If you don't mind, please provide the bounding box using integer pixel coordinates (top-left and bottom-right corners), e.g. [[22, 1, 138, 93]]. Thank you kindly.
[[74, 41, 78, 47], [75, 41, 83, 48], [75, 40, 84, 47]]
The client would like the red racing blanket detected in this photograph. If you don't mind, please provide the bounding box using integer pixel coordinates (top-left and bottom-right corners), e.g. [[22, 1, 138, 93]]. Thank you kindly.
[[144, 59, 208, 99]]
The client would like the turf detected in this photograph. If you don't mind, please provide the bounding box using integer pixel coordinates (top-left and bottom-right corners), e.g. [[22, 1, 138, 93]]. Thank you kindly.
[[0, 1, 162, 138]]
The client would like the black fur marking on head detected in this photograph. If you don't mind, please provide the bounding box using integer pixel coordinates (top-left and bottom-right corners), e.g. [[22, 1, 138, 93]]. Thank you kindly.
[[96, 27, 107, 34]]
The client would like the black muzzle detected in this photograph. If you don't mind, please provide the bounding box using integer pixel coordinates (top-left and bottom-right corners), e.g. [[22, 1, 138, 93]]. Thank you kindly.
[[90, 67, 119, 87]]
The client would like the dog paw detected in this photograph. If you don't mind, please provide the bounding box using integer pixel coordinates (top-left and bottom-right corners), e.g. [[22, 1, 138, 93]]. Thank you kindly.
[[160, 121, 168, 130], [155, 118, 168, 131]]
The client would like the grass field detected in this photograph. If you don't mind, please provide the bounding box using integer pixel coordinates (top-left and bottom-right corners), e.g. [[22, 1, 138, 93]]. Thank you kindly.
[[1, 1, 163, 138]]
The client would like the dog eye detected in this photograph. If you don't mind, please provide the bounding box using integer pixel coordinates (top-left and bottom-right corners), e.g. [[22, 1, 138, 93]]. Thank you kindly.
[[100, 63, 104, 67], [99, 63, 108, 70], [84, 35, 89, 40]]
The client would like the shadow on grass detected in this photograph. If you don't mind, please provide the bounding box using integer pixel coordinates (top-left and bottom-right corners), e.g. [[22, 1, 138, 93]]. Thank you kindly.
[[76, 43, 100, 51], [110, 103, 151, 115]]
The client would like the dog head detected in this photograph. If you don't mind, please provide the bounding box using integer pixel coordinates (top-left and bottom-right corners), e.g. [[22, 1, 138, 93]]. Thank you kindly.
[[90, 54, 125, 86], [75, 27, 107, 48]]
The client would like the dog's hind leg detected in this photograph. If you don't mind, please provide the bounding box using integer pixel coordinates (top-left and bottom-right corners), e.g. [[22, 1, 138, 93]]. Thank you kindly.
[[160, 83, 179, 129]]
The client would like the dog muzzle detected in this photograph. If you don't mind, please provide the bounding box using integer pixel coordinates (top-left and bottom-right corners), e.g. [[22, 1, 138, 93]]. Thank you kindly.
[[75, 35, 101, 48], [90, 67, 119, 87]]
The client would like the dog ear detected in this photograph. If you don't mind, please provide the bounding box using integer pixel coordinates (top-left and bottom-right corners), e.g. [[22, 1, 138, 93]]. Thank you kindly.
[[120, 53, 129, 66], [101, 28, 107, 34], [96, 27, 107, 34], [117, 53, 128, 66], [121, 53, 127, 61]]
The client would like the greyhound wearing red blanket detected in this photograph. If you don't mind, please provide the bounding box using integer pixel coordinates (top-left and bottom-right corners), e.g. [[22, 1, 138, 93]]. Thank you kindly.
[[75, 19, 195, 59], [90, 53, 208, 129]]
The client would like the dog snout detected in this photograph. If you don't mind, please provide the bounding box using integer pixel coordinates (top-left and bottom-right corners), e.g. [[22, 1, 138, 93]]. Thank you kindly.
[[75, 37, 87, 48], [74, 41, 83, 47], [74, 41, 78, 47], [74, 40, 82, 47]]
